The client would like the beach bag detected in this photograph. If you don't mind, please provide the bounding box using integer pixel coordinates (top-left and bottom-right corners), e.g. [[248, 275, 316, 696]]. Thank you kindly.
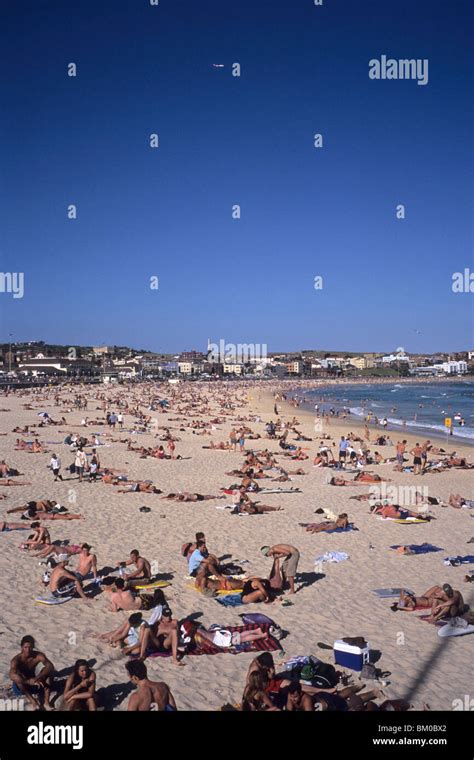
[[299, 659, 338, 689]]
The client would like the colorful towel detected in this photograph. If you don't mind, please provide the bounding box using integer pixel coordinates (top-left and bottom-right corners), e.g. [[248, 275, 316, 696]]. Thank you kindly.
[[182, 621, 280, 655], [215, 593, 244, 607]]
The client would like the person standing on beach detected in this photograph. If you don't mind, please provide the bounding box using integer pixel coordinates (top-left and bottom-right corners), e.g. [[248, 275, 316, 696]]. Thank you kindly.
[[396, 440, 407, 467], [50, 453, 63, 481], [74, 448, 87, 482], [410, 443, 423, 475], [261, 544, 300, 595], [338, 437, 349, 468]]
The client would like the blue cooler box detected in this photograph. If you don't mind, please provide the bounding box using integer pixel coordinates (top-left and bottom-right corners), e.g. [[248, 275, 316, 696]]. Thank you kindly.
[[333, 640, 370, 671]]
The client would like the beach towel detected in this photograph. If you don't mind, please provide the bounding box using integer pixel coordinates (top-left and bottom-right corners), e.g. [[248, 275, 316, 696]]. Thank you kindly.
[[377, 517, 428, 524], [215, 593, 244, 607], [314, 551, 349, 564], [182, 621, 280, 655], [373, 588, 414, 598], [438, 618, 474, 637], [390, 543, 443, 555], [326, 525, 357, 533], [443, 556, 474, 566]]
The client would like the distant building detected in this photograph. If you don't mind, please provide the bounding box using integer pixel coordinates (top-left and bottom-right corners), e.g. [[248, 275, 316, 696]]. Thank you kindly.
[[222, 363, 243, 375], [18, 357, 97, 376], [433, 361, 468, 375]]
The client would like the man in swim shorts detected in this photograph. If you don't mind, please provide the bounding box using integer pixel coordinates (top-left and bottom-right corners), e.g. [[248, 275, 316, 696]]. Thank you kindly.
[[9, 635, 55, 710], [125, 660, 177, 711]]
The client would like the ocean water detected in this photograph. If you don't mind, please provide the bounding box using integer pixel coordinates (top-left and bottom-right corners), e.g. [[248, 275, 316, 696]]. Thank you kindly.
[[300, 381, 474, 442]]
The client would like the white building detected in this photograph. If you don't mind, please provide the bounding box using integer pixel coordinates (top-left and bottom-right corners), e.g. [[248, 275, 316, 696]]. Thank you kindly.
[[433, 361, 468, 375], [223, 364, 243, 375], [382, 353, 409, 364]]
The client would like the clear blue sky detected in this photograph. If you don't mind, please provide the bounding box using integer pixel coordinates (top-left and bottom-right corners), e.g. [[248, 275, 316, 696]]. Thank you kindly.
[[1, 0, 472, 354]]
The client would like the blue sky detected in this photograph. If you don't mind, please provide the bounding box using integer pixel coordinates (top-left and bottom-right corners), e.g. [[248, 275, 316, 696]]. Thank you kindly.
[[0, 0, 472, 354]]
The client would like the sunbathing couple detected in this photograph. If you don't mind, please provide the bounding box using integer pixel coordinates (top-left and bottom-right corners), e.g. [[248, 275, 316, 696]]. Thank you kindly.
[[370, 504, 432, 521], [304, 513, 350, 533], [233, 488, 282, 514], [7, 500, 83, 520], [14, 439, 45, 453], [162, 492, 223, 502], [395, 584, 465, 622], [327, 472, 386, 486], [102, 577, 164, 612]]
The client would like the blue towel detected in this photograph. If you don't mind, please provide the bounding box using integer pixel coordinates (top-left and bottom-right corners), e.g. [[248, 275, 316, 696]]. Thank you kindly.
[[216, 593, 243, 607], [326, 525, 358, 534], [390, 543, 444, 555], [444, 555, 474, 565]]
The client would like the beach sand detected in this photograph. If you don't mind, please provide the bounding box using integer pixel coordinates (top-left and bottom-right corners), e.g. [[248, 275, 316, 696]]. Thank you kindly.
[[0, 382, 473, 711]]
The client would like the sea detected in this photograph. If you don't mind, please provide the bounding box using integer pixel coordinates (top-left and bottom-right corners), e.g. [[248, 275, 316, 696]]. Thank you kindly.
[[298, 380, 474, 443]]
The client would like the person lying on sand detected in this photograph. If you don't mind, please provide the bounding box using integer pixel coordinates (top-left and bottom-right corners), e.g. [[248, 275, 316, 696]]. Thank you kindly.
[[116, 482, 162, 494], [126, 660, 177, 710], [370, 504, 432, 521], [196, 624, 269, 649], [7, 499, 60, 515], [393, 584, 464, 621], [449, 494, 474, 509], [9, 635, 55, 711], [195, 567, 244, 593], [161, 492, 223, 502], [117, 549, 151, 586], [304, 514, 350, 533], [1, 520, 33, 532], [233, 488, 282, 514]]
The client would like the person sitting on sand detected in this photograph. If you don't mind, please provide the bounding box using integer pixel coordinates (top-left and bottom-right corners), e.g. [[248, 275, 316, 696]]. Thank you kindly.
[[117, 549, 152, 587], [49, 557, 90, 601], [427, 584, 465, 622], [63, 659, 96, 712], [152, 606, 184, 666], [188, 539, 224, 580], [9, 635, 55, 711], [75, 544, 98, 581], [125, 660, 177, 711], [304, 514, 350, 534], [99, 612, 158, 660], [182, 532, 205, 560], [242, 672, 280, 711], [101, 577, 142, 611], [19, 521, 51, 549]]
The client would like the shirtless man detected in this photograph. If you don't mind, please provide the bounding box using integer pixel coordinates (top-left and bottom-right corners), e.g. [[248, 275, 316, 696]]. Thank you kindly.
[[125, 661, 177, 711], [20, 522, 51, 549], [410, 443, 424, 476], [101, 577, 142, 611], [76, 544, 98, 581], [117, 549, 152, 587], [261, 544, 300, 594], [427, 584, 464, 622], [49, 558, 90, 600], [370, 504, 430, 521], [9, 635, 55, 710], [0, 520, 32, 533], [395, 585, 455, 615]]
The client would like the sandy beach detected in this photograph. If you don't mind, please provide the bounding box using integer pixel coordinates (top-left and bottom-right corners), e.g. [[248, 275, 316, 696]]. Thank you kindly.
[[1, 381, 473, 711]]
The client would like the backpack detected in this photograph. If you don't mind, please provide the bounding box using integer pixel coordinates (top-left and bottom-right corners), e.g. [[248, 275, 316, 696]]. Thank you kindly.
[[298, 657, 339, 689]]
